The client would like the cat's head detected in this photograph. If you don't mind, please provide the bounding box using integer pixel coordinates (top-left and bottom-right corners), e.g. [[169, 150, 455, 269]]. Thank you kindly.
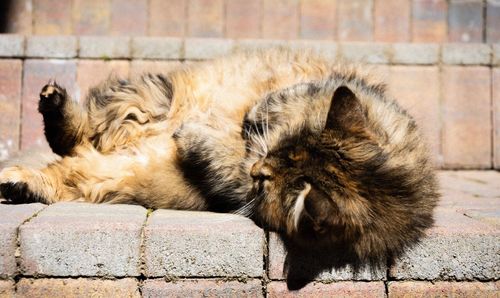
[[245, 82, 437, 257]]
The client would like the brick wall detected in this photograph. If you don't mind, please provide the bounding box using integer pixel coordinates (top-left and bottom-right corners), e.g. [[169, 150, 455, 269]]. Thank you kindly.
[[0, 35, 499, 169], [2, 0, 500, 43], [0, 171, 499, 297]]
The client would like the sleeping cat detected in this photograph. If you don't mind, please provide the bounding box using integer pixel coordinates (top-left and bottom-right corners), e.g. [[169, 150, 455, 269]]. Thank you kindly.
[[0, 49, 332, 211], [173, 65, 439, 262], [0, 49, 438, 262]]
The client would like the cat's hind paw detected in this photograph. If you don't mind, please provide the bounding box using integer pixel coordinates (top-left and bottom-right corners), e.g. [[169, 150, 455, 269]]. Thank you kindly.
[[38, 82, 68, 113], [0, 167, 45, 204]]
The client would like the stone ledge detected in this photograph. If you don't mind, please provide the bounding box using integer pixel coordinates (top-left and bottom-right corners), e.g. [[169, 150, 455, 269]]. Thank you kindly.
[[144, 209, 264, 278], [79, 36, 131, 59], [25, 36, 77, 58], [0, 34, 499, 66], [268, 232, 387, 282], [0, 35, 24, 57], [19, 203, 147, 277], [0, 203, 45, 278], [0, 171, 498, 296]]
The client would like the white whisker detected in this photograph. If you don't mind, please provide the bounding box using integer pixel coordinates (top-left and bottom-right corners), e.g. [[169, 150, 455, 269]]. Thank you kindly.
[[246, 145, 265, 157], [233, 199, 255, 217]]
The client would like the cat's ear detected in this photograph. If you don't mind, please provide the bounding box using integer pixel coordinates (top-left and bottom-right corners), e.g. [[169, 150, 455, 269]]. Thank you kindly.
[[303, 186, 336, 234], [325, 86, 366, 132]]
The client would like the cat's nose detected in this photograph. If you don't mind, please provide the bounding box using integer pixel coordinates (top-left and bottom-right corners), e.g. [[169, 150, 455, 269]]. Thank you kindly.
[[250, 160, 273, 180]]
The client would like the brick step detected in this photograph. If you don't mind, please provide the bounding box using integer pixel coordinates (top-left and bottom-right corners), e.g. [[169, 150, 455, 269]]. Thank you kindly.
[[5, 1, 500, 44], [0, 171, 498, 297], [1, 35, 499, 64]]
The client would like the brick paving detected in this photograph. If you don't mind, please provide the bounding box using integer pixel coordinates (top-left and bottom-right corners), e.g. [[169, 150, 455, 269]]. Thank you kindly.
[[0, 171, 498, 296]]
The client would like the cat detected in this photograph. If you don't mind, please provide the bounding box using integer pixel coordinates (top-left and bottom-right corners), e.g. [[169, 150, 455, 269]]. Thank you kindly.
[[0, 48, 439, 263], [175, 66, 439, 263], [0, 49, 333, 212]]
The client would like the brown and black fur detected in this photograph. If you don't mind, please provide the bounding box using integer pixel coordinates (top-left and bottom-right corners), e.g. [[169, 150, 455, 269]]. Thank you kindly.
[[0, 49, 332, 211], [0, 48, 439, 267], [173, 64, 439, 262], [240, 74, 439, 263]]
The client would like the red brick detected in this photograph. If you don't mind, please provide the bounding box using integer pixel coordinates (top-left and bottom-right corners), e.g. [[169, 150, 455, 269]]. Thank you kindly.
[[374, 0, 410, 42], [337, 0, 373, 41], [110, 0, 147, 36], [142, 279, 263, 297], [494, 68, 500, 169], [187, 0, 224, 38], [226, 0, 262, 39], [33, 0, 72, 35], [262, 0, 299, 39], [21, 60, 77, 150], [267, 281, 385, 298], [389, 281, 500, 298], [0, 60, 22, 160], [442, 66, 491, 169], [73, 0, 110, 35], [16, 278, 140, 298], [4, 0, 32, 34], [77, 60, 130, 101], [130, 60, 182, 78], [487, 0, 500, 43], [448, 0, 484, 43], [0, 280, 14, 298], [299, 0, 336, 40], [388, 66, 441, 167], [149, 0, 187, 37], [411, 0, 448, 43]]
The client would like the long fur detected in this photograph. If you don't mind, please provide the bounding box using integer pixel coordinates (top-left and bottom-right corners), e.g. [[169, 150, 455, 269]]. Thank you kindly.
[[0, 49, 333, 211], [0, 48, 439, 262]]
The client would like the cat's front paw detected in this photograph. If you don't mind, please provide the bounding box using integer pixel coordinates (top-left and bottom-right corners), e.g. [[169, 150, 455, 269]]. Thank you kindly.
[[38, 82, 68, 113], [0, 167, 44, 204]]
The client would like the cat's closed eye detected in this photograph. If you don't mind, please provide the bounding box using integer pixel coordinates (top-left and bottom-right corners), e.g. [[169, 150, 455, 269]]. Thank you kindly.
[[288, 149, 308, 162]]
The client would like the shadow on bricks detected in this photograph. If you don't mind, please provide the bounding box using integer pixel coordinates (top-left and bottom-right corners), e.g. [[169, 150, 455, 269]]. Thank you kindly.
[[278, 234, 383, 290]]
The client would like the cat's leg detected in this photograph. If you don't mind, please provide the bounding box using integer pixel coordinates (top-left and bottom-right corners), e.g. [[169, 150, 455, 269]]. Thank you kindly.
[[0, 164, 75, 204], [39, 82, 89, 156]]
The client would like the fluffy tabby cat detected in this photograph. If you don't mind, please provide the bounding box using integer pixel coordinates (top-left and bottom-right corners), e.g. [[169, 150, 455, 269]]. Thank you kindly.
[[175, 67, 439, 262], [0, 49, 438, 261]]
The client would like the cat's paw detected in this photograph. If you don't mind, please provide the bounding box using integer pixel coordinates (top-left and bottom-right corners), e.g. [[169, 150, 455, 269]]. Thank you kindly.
[[38, 82, 68, 113], [0, 167, 43, 204]]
